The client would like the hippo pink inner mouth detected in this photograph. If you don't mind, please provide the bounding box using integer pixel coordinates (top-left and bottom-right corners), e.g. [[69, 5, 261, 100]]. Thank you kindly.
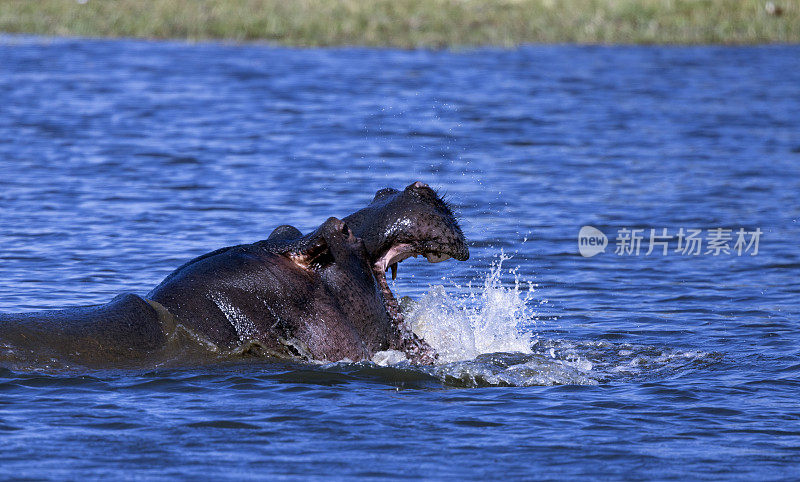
[[372, 243, 451, 324], [375, 243, 452, 280]]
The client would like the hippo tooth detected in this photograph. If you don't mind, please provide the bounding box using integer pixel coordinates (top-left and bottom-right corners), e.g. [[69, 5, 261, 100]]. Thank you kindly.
[[391, 263, 398, 280], [425, 252, 451, 263]]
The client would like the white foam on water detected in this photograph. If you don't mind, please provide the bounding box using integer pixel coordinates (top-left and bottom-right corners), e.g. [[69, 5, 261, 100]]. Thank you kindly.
[[371, 349, 408, 366], [406, 251, 538, 363], [533, 339, 716, 382]]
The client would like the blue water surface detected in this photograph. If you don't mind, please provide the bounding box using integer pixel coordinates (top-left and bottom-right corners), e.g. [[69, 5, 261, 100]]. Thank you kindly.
[[1, 37, 799, 479]]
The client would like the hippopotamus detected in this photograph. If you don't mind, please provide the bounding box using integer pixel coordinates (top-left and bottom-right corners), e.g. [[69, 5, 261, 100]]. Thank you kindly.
[[0, 182, 468, 367]]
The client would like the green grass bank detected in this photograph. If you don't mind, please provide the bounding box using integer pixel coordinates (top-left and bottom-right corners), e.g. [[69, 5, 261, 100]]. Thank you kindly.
[[1, 0, 798, 47]]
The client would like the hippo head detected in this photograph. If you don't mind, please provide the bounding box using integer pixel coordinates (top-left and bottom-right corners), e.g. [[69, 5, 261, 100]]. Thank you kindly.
[[342, 182, 469, 323], [345, 181, 469, 275]]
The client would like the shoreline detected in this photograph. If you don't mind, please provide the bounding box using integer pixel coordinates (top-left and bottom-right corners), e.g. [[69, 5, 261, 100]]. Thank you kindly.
[[2, 33, 798, 51], [1, 0, 798, 47]]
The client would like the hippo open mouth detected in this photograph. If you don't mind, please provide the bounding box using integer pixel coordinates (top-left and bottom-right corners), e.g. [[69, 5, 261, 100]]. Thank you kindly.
[[339, 182, 470, 335], [370, 237, 468, 364], [372, 245, 465, 323], [376, 244, 458, 281]]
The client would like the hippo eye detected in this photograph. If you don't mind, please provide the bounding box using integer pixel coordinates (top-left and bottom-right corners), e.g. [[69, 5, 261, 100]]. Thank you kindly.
[[406, 185, 456, 219]]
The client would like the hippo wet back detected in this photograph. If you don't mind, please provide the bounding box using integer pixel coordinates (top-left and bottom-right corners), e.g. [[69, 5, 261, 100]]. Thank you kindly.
[[147, 217, 396, 362]]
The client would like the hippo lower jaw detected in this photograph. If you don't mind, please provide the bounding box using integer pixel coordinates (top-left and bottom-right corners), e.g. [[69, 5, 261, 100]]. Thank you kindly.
[[370, 243, 465, 365], [372, 262, 433, 363]]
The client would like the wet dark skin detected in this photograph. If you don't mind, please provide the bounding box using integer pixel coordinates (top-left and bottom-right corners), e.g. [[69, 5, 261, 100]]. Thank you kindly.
[[0, 182, 469, 366]]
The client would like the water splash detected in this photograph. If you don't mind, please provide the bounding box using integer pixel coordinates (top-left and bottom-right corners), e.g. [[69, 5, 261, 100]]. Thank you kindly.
[[406, 251, 538, 363], [384, 248, 600, 386]]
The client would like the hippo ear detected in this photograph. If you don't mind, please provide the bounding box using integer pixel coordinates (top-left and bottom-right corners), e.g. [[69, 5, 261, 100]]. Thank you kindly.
[[373, 188, 398, 202], [290, 217, 351, 269], [290, 236, 333, 269]]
